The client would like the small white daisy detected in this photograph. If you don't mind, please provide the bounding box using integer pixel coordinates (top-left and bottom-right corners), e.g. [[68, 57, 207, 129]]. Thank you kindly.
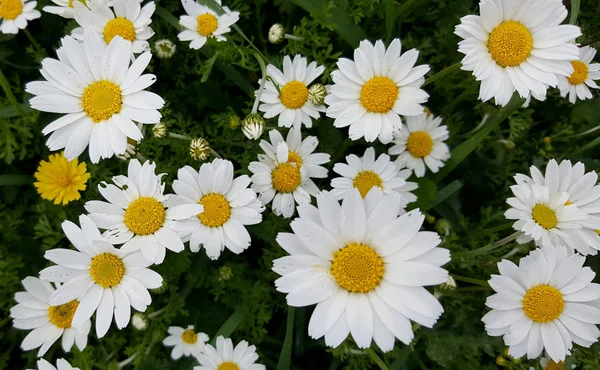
[[325, 38, 430, 144], [178, 0, 239, 50], [388, 110, 450, 178], [0, 0, 40, 35], [162, 325, 209, 360], [559, 46, 600, 103], [30, 358, 79, 370], [455, 0, 582, 106], [194, 336, 266, 370], [154, 38, 176, 59], [43, 0, 87, 19], [482, 245, 600, 363], [249, 128, 330, 218], [257, 54, 326, 130], [273, 188, 450, 351], [40, 214, 163, 338], [85, 159, 203, 264], [10, 277, 90, 357]]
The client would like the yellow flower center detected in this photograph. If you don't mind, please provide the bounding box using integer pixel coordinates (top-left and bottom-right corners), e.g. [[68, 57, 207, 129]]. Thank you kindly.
[[531, 204, 557, 230], [287, 151, 303, 167], [280, 81, 309, 109], [47, 300, 79, 328], [487, 21, 533, 67], [198, 193, 232, 227], [89, 253, 126, 288], [82, 80, 122, 123], [271, 163, 301, 193], [103, 17, 136, 44], [196, 13, 218, 36], [406, 131, 434, 158], [0, 0, 23, 20], [522, 284, 564, 323], [217, 362, 240, 370], [330, 243, 385, 293], [181, 329, 198, 344], [567, 60, 589, 85], [545, 360, 564, 370], [124, 196, 166, 235], [352, 170, 383, 198], [360, 76, 399, 113]]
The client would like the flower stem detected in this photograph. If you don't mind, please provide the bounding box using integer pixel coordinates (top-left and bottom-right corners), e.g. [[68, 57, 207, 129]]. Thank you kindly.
[[455, 231, 520, 258], [365, 348, 389, 370], [209, 148, 222, 159], [451, 274, 490, 287], [23, 28, 45, 57], [168, 132, 191, 140], [118, 354, 136, 368], [284, 34, 303, 41], [252, 52, 268, 114], [422, 62, 462, 87], [147, 307, 167, 319], [0, 66, 25, 116]]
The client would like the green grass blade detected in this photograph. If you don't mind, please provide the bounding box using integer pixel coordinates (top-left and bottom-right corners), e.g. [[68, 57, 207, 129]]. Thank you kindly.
[[385, 0, 395, 43], [209, 304, 250, 345], [0, 103, 33, 118], [570, 0, 580, 24], [276, 307, 295, 370], [0, 175, 33, 186], [431, 180, 463, 208]]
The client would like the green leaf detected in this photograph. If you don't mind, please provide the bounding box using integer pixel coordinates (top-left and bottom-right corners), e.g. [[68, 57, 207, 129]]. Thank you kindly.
[[409, 178, 437, 212], [385, 0, 395, 43], [276, 307, 295, 370], [209, 304, 250, 345], [431, 180, 463, 208], [570, 0, 580, 24], [0, 104, 33, 118], [0, 175, 33, 186], [389, 347, 411, 370], [200, 52, 219, 83]]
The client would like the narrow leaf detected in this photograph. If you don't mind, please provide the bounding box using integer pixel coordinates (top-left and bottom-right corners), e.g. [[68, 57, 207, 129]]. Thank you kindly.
[[209, 304, 250, 345], [408, 178, 437, 212], [570, 0, 580, 24], [431, 180, 463, 208], [0, 104, 33, 118], [0, 175, 33, 186], [385, 0, 395, 43], [277, 307, 295, 370], [199, 52, 219, 83]]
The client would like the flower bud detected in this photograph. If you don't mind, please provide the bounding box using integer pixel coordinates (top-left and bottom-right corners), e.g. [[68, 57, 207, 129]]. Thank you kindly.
[[153, 122, 167, 138], [131, 312, 148, 330], [308, 83, 327, 105], [190, 138, 211, 161], [268, 24, 285, 44], [242, 113, 265, 140], [154, 39, 176, 59]]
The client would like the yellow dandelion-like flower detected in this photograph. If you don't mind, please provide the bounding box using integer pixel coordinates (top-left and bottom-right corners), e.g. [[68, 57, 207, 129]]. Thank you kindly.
[[34, 152, 90, 205]]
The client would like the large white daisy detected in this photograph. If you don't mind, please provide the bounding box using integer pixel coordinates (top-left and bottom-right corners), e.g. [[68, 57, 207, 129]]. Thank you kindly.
[[272, 188, 450, 351], [325, 38, 430, 144], [30, 359, 80, 370], [455, 0, 581, 106], [162, 325, 209, 360], [26, 28, 164, 164], [10, 277, 90, 357], [249, 128, 330, 218], [178, 0, 239, 50], [40, 214, 163, 338], [558, 46, 600, 104], [194, 336, 266, 370], [482, 245, 600, 363], [257, 54, 326, 130], [0, 0, 40, 34], [85, 159, 203, 264], [169, 159, 264, 260]]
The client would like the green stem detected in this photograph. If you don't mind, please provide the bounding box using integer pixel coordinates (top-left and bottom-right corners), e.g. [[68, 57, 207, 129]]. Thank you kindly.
[[168, 132, 191, 140], [451, 274, 489, 287], [455, 231, 520, 258], [252, 52, 268, 114], [422, 62, 461, 87], [276, 307, 295, 370], [569, 0, 580, 24], [23, 28, 45, 56], [365, 348, 389, 370], [0, 66, 25, 116]]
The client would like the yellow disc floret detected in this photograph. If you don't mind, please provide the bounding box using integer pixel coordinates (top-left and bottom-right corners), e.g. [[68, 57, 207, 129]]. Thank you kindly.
[[82, 80, 123, 123], [103, 17, 136, 43], [487, 21, 533, 67], [280, 81, 309, 109], [0, 0, 23, 20], [217, 362, 240, 370], [331, 243, 385, 293], [287, 151, 303, 167], [567, 60, 589, 85], [89, 253, 126, 288], [124, 197, 166, 235], [196, 13, 218, 36], [360, 77, 399, 113], [198, 193, 232, 227], [545, 360, 564, 370], [271, 163, 301, 193], [353, 170, 383, 198], [406, 131, 434, 158], [522, 284, 564, 323], [531, 204, 557, 229], [34, 152, 90, 205], [48, 300, 79, 328], [181, 329, 198, 344]]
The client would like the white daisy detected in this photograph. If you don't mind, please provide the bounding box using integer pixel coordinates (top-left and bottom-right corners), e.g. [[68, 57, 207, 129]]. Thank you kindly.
[[272, 188, 450, 351], [0, 0, 40, 35], [72, 0, 155, 54], [194, 336, 266, 370], [30, 359, 79, 370], [178, 0, 239, 50], [559, 46, 600, 104], [10, 277, 91, 357], [455, 0, 582, 106], [482, 245, 600, 363], [26, 28, 164, 164], [162, 325, 209, 360], [324, 38, 430, 144], [257, 54, 326, 130], [170, 159, 264, 260], [39, 214, 163, 338], [43, 0, 89, 19], [388, 110, 450, 178], [85, 159, 203, 264], [249, 128, 330, 218]]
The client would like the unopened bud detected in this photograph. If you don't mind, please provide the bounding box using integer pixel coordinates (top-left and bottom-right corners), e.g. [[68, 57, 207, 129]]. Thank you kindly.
[[153, 122, 167, 138], [131, 312, 148, 330], [308, 83, 327, 105], [268, 24, 285, 44], [116, 138, 139, 160], [434, 219, 451, 236], [242, 113, 265, 140], [219, 265, 233, 281], [154, 39, 176, 59], [190, 138, 211, 161]]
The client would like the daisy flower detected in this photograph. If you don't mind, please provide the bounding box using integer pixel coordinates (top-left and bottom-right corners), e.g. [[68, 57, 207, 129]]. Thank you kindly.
[[34, 152, 91, 205], [178, 0, 239, 50], [324, 38, 430, 144], [72, 0, 155, 54], [162, 325, 209, 360], [455, 0, 581, 106], [273, 188, 450, 351], [170, 159, 264, 260], [40, 214, 163, 338], [559, 46, 600, 104], [26, 28, 164, 164], [482, 246, 600, 363], [85, 159, 203, 264], [30, 359, 80, 370], [0, 0, 40, 34], [194, 336, 266, 370], [388, 110, 450, 178], [43, 0, 85, 19], [10, 277, 90, 357], [249, 129, 330, 218], [257, 54, 326, 130]]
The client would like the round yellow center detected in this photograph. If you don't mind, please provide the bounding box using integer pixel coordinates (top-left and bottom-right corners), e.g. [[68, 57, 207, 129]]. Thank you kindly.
[[217, 362, 240, 370], [531, 204, 557, 230], [47, 300, 79, 328], [181, 329, 198, 344], [353, 170, 383, 198], [280, 81, 309, 109], [360, 77, 399, 113], [196, 13, 218, 36], [272, 163, 301, 193], [545, 360, 564, 370], [406, 131, 434, 158], [82, 80, 122, 123], [287, 151, 303, 167], [522, 284, 564, 323], [124, 197, 165, 235], [103, 17, 136, 44], [567, 60, 589, 85], [330, 243, 385, 293], [0, 0, 23, 20], [89, 253, 126, 288], [198, 193, 231, 227], [487, 21, 533, 67]]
